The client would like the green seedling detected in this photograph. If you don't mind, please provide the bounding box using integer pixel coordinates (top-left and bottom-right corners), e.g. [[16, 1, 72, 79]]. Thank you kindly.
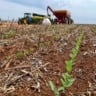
[[49, 81, 64, 96], [16, 50, 29, 57], [53, 34, 61, 40], [16, 51, 24, 57], [66, 32, 84, 72], [49, 32, 84, 96], [60, 72, 75, 88], [39, 41, 51, 48], [3, 30, 16, 39], [29, 47, 34, 52], [23, 50, 29, 55]]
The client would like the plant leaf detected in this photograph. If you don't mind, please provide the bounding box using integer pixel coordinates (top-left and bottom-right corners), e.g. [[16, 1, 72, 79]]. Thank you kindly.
[[63, 78, 75, 88], [66, 64, 72, 72], [65, 61, 73, 72], [65, 60, 73, 66], [58, 86, 64, 92], [62, 73, 68, 81], [49, 81, 55, 91], [60, 78, 65, 87]]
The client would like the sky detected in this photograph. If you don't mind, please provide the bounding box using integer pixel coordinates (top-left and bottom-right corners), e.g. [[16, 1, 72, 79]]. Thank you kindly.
[[0, 0, 96, 24]]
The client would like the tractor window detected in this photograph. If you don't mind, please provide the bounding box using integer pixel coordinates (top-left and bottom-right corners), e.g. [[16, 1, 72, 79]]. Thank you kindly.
[[24, 13, 31, 18]]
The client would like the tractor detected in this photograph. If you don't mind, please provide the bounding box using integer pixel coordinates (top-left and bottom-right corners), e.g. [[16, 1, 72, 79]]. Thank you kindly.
[[18, 6, 74, 24], [18, 13, 49, 24], [18, 13, 32, 24]]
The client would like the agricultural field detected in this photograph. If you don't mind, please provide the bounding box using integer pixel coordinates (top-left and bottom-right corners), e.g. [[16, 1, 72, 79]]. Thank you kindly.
[[0, 23, 96, 96]]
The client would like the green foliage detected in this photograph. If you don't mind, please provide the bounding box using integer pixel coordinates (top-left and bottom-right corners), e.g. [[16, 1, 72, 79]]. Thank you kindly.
[[29, 47, 34, 52], [49, 32, 84, 96], [53, 34, 61, 40], [23, 50, 29, 55], [39, 41, 51, 48], [16, 50, 29, 57], [65, 60, 73, 72], [49, 81, 64, 96], [16, 51, 24, 57], [16, 47, 35, 57], [60, 73, 75, 88], [3, 30, 16, 39], [66, 32, 84, 72]]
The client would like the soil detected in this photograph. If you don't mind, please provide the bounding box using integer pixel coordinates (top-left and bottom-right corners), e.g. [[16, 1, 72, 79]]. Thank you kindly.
[[0, 24, 96, 96]]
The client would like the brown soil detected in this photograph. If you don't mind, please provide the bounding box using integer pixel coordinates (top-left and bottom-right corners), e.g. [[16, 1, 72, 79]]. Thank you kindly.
[[0, 24, 96, 96]]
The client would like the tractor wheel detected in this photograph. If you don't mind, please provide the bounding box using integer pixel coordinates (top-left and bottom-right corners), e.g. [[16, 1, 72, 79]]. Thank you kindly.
[[71, 19, 74, 24], [66, 18, 74, 24], [68, 18, 72, 24], [23, 19, 27, 24], [18, 20, 22, 24], [65, 17, 69, 24]]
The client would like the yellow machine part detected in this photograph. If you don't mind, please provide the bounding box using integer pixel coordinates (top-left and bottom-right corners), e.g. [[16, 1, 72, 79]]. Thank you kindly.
[[33, 16, 50, 19], [33, 16, 44, 19], [23, 19, 27, 24]]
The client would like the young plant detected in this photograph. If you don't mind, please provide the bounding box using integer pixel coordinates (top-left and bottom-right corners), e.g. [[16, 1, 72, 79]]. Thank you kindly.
[[49, 81, 64, 96], [29, 47, 34, 52], [16, 50, 29, 57], [66, 32, 84, 72], [49, 32, 84, 96], [16, 51, 24, 57], [3, 30, 16, 39]]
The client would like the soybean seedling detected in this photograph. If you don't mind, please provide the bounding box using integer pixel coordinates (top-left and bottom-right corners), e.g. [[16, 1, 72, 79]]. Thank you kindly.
[[49, 32, 84, 96]]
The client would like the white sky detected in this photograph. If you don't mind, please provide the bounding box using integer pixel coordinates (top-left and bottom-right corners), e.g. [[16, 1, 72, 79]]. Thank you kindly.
[[0, 0, 96, 24]]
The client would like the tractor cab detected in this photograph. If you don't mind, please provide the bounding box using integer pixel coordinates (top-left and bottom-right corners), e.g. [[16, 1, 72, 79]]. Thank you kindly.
[[24, 13, 31, 18], [18, 13, 32, 24]]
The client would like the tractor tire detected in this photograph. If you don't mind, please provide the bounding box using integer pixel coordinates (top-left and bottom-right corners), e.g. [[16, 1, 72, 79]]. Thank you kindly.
[[68, 18, 72, 24], [71, 19, 74, 24], [65, 18, 74, 24], [18, 20, 22, 24], [65, 17, 69, 24], [23, 19, 27, 24]]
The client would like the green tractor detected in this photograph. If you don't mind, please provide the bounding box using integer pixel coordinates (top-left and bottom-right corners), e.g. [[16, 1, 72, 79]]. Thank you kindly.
[[18, 13, 49, 24], [18, 13, 32, 24]]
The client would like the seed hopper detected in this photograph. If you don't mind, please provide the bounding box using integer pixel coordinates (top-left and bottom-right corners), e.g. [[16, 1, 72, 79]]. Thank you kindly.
[[47, 6, 73, 24]]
